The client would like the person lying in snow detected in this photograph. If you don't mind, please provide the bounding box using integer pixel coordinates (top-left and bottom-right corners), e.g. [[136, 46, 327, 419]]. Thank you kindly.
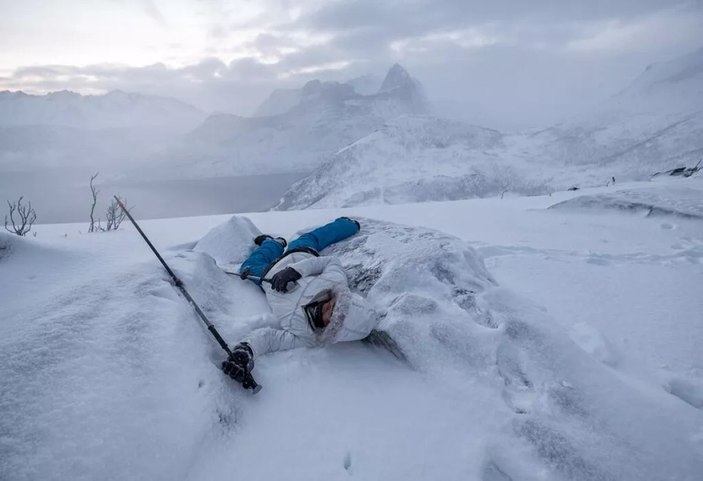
[[222, 217, 379, 383]]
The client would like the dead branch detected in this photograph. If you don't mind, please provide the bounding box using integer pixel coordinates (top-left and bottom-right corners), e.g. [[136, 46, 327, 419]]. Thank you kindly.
[[88, 172, 99, 233], [4, 196, 37, 236]]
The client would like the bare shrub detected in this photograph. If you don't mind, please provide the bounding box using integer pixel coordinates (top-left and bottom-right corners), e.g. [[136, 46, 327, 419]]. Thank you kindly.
[[5, 196, 37, 236], [87, 173, 130, 232], [105, 196, 128, 231]]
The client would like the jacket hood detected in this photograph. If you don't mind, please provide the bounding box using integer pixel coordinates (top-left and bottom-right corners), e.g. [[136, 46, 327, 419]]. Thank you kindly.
[[321, 288, 378, 344]]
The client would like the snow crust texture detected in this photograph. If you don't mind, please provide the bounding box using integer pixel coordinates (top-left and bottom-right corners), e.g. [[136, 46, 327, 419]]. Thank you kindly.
[[322, 219, 703, 481], [2, 194, 702, 480]]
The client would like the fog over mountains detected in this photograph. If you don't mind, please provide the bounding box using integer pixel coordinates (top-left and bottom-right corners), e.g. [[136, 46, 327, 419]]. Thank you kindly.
[[155, 63, 428, 177], [276, 48, 703, 209], [0, 89, 206, 130], [1, 51, 701, 212]]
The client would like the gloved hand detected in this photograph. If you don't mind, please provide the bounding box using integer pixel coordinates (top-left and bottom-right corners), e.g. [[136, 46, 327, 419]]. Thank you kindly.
[[222, 342, 254, 382], [239, 267, 250, 280], [270, 267, 301, 292]]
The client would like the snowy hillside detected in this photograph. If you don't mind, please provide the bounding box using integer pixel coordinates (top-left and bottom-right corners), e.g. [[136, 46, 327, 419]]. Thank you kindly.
[[0, 90, 206, 130], [275, 116, 549, 209], [0, 90, 207, 174], [1, 177, 702, 480], [159, 64, 428, 177], [276, 49, 703, 209], [526, 47, 703, 174]]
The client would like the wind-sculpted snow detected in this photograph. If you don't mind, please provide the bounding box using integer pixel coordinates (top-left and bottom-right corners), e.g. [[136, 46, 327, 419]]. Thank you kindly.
[[193, 215, 261, 267], [2, 216, 701, 481], [0, 241, 236, 481], [323, 219, 703, 480], [549, 181, 703, 219]]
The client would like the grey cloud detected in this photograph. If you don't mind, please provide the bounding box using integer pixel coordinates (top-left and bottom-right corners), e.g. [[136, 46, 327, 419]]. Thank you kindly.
[[303, 0, 686, 33], [2, 0, 702, 129]]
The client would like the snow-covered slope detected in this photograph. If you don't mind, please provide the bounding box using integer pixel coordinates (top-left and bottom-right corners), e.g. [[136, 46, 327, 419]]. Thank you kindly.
[[163, 64, 428, 177], [253, 87, 302, 117], [276, 49, 703, 209], [526, 47, 703, 173], [0, 90, 206, 130], [0, 90, 208, 174], [275, 116, 550, 210], [2, 177, 702, 480]]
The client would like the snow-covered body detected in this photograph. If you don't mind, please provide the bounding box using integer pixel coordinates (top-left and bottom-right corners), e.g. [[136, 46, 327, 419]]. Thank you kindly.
[[244, 253, 378, 356]]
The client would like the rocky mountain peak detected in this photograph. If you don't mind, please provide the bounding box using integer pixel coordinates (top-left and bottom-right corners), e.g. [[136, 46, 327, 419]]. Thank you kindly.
[[379, 63, 415, 93]]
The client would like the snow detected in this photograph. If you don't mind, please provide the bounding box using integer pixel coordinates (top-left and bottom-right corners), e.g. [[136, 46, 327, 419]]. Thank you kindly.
[[0, 90, 206, 131], [2, 175, 702, 480], [276, 49, 703, 210]]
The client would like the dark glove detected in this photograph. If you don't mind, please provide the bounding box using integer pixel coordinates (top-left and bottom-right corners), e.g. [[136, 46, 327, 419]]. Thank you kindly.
[[239, 267, 250, 280], [222, 342, 254, 382], [270, 267, 301, 292]]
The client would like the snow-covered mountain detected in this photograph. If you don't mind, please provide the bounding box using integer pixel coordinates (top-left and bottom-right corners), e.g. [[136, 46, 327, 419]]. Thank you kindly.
[[163, 64, 428, 177], [275, 116, 549, 210], [254, 73, 385, 117], [253, 87, 303, 117], [526, 47, 703, 174], [0, 90, 207, 173], [0, 89, 207, 130], [275, 49, 703, 209]]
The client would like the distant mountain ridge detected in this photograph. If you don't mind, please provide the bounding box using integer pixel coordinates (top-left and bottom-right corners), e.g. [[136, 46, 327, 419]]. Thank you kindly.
[[254, 72, 386, 117], [0, 90, 207, 173], [275, 48, 703, 209], [0, 89, 206, 131], [159, 63, 429, 177]]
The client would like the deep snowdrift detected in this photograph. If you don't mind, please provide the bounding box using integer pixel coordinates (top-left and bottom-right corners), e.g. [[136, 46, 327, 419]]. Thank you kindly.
[[2, 195, 702, 480], [549, 181, 703, 219]]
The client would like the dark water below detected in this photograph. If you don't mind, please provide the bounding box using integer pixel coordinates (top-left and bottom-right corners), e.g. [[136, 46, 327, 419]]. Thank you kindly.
[[0, 172, 307, 224]]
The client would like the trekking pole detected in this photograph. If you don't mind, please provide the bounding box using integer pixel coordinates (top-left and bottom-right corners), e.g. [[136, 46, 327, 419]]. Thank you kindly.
[[114, 196, 261, 393], [221, 270, 272, 285]]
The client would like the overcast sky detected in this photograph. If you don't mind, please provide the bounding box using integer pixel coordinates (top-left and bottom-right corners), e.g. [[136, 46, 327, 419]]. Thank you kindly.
[[1, 0, 701, 129]]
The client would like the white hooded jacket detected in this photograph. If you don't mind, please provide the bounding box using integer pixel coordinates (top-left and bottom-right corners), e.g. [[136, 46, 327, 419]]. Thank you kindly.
[[243, 252, 379, 358]]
